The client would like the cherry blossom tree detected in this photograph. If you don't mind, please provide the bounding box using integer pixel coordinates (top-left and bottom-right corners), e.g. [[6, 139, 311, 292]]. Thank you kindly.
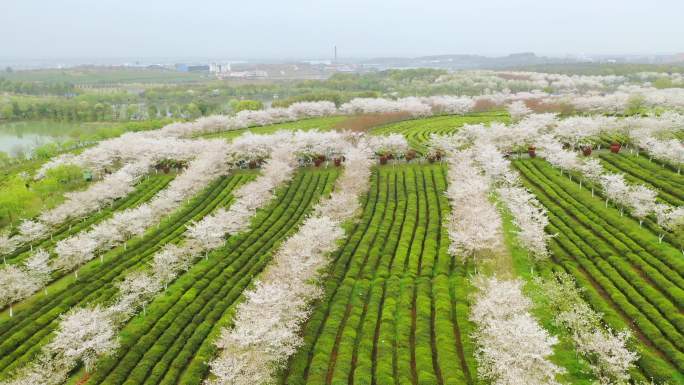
[[152, 244, 190, 290], [471, 277, 565, 385], [110, 272, 161, 319], [25, 249, 52, 290], [205, 143, 372, 385], [0, 248, 52, 315], [535, 272, 638, 384], [498, 187, 551, 260], [366, 134, 409, 158], [507, 100, 532, 121], [17, 220, 48, 250], [53, 235, 98, 278], [47, 306, 118, 373], [0, 265, 37, 317], [426, 95, 475, 114], [0, 232, 16, 264], [445, 150, 503, 261]]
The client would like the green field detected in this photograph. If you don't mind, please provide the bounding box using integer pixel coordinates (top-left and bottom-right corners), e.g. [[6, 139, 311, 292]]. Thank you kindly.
[[515, 158, 684, 384], [1, 114, 682, 385], [282, 163, 477, 385], [201, 116, 348, 140], [1, 68, 207, 85], [370, 112, 510, 154]]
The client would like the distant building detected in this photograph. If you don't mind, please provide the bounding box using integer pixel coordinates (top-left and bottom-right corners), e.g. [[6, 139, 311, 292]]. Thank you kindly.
[[175, 63, 209, 72], [187, 65, 209, 72], [210, 63, 232, 73], [222, 70, 268, 79]]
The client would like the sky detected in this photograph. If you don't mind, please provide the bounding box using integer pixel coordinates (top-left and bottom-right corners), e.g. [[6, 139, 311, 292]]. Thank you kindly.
[[1, 0, 682, 60]]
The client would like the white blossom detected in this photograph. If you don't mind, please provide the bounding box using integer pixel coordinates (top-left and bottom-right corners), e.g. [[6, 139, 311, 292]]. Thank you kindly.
[[47, 306, 118, 373], [471, 277, 565, 385]]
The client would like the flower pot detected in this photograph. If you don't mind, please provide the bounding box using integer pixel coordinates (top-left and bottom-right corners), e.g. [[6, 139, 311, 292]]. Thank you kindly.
[[248, 160, 258, 169], [333, 158, 342, 166], [313, 158, 324, 167], [379, 155, 388, 165], [582, 146, 592, 156], [528, 146, 536, 158], [405, 150, 417, 161], [610, 143, 621, 153]]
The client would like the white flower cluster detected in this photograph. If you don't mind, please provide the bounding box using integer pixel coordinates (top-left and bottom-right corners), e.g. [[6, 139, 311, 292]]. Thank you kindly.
[[36, 135, 209, 178], [497, 187, 552, 260], [8, 139, 218, 255], [445, 149, 503, 260], [185, 145, 298, 253], [0, 143, 234, 312], [0, 306, 118, 385], [535, 134, 682, 230], [435, 70, 630, 94], [39, 159, 153, 226], [52, 141, 232, 276], [434, 126, 553, 261], [1, 132, 349, 385], [0, 249, 51, 316], [425, 95, 476, 114], [157, 101, 339, 137], [340, 97, 433, 116], [507, 100, 533, 121], [633, 137, 684, 171], [470, 276, 565, 385], [205, 144, 373, 385], [366, 133, 410, 157], [535, 272, 638, 385]]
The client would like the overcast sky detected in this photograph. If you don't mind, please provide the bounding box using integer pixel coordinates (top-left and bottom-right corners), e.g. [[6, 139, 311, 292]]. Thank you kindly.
[[1, 0, 682, 60]]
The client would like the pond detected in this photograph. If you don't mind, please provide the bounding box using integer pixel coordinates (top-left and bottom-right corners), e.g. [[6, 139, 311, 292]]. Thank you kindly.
[[0, 121, 111, 157]]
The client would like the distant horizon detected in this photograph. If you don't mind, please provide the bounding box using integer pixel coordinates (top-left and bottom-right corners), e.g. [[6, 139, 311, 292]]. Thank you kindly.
[[2, 51, 683, 71], [2, 51, 683, 61]]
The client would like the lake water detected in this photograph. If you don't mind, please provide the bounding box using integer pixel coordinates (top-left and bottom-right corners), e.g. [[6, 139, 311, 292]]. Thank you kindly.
[[0, 132, 59, 155], [0, 121, 86, 157]]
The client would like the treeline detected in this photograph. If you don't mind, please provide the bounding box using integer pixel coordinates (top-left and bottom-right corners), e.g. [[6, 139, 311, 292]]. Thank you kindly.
[[0, 77, 77, 96], [0, 96, 222, 122], [512, 62, 684, 76], [0, 67, 467, 122]]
